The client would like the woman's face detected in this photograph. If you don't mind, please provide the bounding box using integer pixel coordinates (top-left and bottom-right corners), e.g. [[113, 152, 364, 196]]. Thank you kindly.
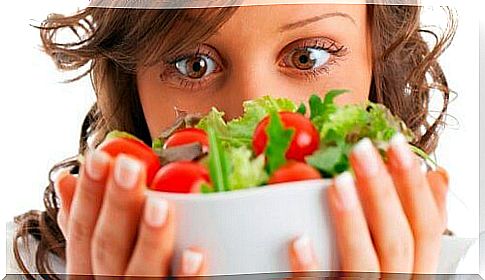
[[137, 4, 372, 138]]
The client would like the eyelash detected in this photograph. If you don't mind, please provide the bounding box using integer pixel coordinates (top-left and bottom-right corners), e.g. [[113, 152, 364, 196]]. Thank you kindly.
[[278, 37, 349, 81], [160, 46, 223, 91], [159, 38, 349, 90]]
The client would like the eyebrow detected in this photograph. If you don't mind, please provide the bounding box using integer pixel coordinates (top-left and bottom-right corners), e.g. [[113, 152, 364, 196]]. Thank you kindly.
[[279, 12, 357, 32]]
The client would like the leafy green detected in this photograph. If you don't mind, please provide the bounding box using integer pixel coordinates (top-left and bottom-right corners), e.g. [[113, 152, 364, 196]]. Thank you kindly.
[[265, 111, 294, 174], [309, 89, 348, 128], [226, 147, 268, 190], [152, 137, 164, 153], [305, 92, 416, 177], [195, 90, 423, 187], [306, 146, 350, 176], [207, 127, 230, 192], [196, 96, 297, 148], [297, 102, 307, 115], [200, 183, 214, 194], [105, 130, 143, 142]]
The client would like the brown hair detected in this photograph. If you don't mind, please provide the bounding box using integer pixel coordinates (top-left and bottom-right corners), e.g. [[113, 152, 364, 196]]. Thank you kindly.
[[13, 4, 456, 279]]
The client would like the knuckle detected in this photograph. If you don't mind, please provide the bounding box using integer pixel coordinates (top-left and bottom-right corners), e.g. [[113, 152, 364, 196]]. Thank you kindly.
[[418, 219, 443, 242], [91, 231, 114, 265], [68, 218, 92, 243], [385, 236, 414, 261]]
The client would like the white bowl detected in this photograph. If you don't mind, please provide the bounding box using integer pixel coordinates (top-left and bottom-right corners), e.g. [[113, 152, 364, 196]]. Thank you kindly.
[[146, 179, 339, 276]]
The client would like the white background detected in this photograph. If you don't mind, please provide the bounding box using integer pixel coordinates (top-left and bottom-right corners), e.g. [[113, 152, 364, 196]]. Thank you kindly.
[[0, 0, 481, 277]]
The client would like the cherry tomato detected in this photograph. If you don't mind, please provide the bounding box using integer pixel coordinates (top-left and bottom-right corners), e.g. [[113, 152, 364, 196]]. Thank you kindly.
[[150, 161, 210, 193], [163, 128, 209, 153], [98, 137, 160, 186], [253, 112, 320, 161], [268, 161, 321, 185]]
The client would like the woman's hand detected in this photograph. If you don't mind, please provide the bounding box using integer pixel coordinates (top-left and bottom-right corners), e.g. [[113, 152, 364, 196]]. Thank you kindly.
[[54, 150, 206, 277], [289, 134, 449, 274]]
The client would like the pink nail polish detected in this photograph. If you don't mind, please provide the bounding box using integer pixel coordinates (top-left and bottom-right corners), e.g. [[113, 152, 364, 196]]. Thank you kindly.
[[293, 234, 313, 267], [390, 133, 413, 168], [182, 249, 203, 275], [352, 138, 379, 176], [334, 172, 358, 211], [85, 149, 110, 181], [114, 155, 142, 189], [144, 197, 169, 227]]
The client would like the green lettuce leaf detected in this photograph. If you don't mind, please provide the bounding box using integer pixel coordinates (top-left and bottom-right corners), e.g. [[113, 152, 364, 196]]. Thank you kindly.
[[265, 111, 294, 174], [227, 96, 297, 142], [306, 90, 415, 177], [197, 96, 298, 148], [226, 147, 268, 190]]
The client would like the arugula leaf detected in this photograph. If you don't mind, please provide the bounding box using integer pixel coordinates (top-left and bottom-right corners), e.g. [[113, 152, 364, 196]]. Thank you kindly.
[[265, 111, 294, 174], [306, 146, 349, 176], [309, 95, 324, 120], [226, 147, 268, 190], [310, 89, 348, 129], [297, 102, 307, 115], [207, 127, 230, 192]]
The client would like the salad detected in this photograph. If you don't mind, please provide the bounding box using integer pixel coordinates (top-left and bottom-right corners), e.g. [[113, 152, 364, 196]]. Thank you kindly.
[[94, 90, 432, 194]]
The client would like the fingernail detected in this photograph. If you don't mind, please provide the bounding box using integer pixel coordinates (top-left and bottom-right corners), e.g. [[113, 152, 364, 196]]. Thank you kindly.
[[85, 149, 110, 181], [114, 154, 142, 189], [334, 172, 358, 211], [352, 138, 379, 176], [144, 197, 169, 227], [182, 249, 203, 275], [293, 234, 313, 267], [53, 170, 69, 194], [389, 133, 413, 168], [53, 170, 70, 206]]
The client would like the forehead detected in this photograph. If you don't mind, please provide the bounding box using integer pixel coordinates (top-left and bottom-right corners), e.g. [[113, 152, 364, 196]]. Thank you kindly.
[[200, 4, 369, 51], [215, 4, 367, 33]]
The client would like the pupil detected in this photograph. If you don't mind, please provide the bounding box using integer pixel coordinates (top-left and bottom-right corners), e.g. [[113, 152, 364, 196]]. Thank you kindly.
[[299, 55, 309, 64], [186, 57, 208, 79], [192, 61, 202, 72]]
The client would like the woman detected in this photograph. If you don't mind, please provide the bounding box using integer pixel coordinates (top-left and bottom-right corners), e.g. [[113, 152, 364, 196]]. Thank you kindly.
[[9, 2, 463, 278]]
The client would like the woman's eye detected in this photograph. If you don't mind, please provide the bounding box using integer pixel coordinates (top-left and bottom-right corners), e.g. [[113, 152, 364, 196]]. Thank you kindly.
[[174, 55, 218, 79], [287, 48, 331, 70]]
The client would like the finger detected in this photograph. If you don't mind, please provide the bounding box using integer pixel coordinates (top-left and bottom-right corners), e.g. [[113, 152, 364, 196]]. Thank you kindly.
[[125, 197, 175, 276], [350, 138, 414, 273], [327, 172, 380, 272], [427, 167, 449, 227], [178, 248, 206, 277], [289, 235, 319, 272], [54, 170, 77, 214], [91, 154, 147, 275], [387, 134, 443, 273], [54, 171, 77, 236], [66, 149, 112, 275]]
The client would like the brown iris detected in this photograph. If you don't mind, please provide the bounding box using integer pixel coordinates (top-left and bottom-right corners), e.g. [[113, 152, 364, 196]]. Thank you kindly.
[[290, 49, 316, 70], [185, 56, 208, 79]]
